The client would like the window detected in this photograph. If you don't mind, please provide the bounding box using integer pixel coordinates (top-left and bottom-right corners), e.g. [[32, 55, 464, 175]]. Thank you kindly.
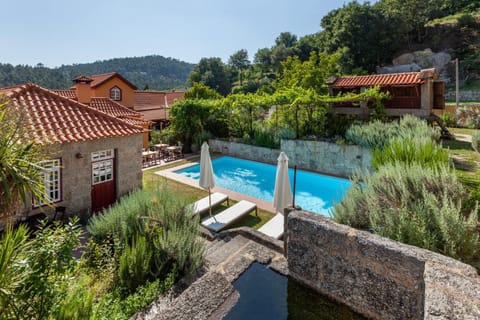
[[92, 159, 114, 185], [91, 149, 114, 161], [34, 159, 61, 206], [91, 149, 114, 185], [110, 86, 121, 101]]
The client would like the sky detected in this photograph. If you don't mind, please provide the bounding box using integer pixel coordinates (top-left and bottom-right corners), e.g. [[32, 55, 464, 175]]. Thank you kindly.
[[1, 0, 373, 67]]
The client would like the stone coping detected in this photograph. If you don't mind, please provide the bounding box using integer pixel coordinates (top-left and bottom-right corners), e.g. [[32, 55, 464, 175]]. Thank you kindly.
[[134, 233, 288, 320]]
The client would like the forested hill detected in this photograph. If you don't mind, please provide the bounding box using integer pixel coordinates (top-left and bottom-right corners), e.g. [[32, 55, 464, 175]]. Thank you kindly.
[[0, 55, 194, 90]]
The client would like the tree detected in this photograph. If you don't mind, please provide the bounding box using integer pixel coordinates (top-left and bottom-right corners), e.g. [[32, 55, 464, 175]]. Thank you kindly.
[[188, 57, 231, 96], [276, 51, 341, 94], [320, 1, 400, 72], [254, 47, 273, 76], [0, 100, 49, 224], [228, 49, 250, 86], [184, 82, 222, 100]]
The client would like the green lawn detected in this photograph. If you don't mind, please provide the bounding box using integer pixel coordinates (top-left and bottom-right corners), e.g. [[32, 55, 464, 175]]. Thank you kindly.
[[142, 162, 275, 230], [448, 127, 480, 136]]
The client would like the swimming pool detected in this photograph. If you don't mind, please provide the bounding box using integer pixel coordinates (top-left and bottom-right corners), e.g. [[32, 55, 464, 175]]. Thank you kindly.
[[174, 156, 350, 216]]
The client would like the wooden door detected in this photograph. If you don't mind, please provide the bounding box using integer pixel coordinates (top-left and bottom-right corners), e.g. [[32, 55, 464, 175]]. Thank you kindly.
[[91, 150, 116, 213]]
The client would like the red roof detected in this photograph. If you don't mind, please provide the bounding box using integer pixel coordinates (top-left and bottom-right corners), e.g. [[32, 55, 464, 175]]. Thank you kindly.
[[52, 89, 77, 100], [89, 97, 140, 118], [134, 91, 167, 110], [89, 72, 137, 89], [139, 108, 169, 122], [0, 84, 143, 145], [165, 92, 184, 106], [134, 91, 184, 110], [331, 72, 424, 88], [69, 72, 137, 90], [89, 97, 152, 128]]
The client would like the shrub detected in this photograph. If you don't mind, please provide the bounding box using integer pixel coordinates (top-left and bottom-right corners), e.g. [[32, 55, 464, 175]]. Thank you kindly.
[[457, 106, 480, 129], [472, 131, 480, 153], [118, 235, 152, 293], [87, 187, 204, 289], [346, 119, 399, 149], [0, 225, 29, 319], [333, 163, 479, 263], [440, 112, 457, 128], [372, 137, 451, 170], [253, 127, 279, 148], [346, 115, 440, 149], [55, 274, 94, 320]]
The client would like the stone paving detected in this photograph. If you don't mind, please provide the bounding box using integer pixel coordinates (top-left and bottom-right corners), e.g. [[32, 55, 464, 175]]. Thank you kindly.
[[133, 231, 287, 320]]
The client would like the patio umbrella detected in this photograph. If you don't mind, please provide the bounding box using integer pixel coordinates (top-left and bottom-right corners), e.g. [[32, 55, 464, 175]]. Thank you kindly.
[[199, 142, 215, 216], [273, 152, 293, 214]]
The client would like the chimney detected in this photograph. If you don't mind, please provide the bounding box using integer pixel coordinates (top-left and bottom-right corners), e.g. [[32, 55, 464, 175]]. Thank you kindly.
[[72, 75, 93, 104]]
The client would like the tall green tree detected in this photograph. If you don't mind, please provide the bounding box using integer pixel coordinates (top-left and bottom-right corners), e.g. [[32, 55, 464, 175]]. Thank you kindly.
[[228, 49, 250, 86], [184, 82, 222, 100], [188, 57, 231, 96], [320, 1, 400, 73]]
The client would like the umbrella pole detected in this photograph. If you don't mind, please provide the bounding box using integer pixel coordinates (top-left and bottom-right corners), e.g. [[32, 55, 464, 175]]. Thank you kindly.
[[208, 187, 212, 216], [293, 165, 297, 207]]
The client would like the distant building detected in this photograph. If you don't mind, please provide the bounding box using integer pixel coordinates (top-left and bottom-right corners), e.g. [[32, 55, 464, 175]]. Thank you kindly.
[[327, 68, 445, 118], [57, 72, 184, 130]]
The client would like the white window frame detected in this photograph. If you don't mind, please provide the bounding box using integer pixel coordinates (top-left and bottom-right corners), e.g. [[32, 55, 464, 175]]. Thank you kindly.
[[91, 149, 114, 161], [34, 159, 61, 207], [92, 159, 114, 185], [91, 149, 115, 185], [110, 86, 121, 101]]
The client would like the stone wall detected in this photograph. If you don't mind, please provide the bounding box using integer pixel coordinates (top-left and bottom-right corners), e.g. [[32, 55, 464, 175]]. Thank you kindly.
[[26, 134, 143, 220], [445, 90, 480, 102], [286, 210, 480, 320], [208, 139, 280, 165], [281, 139, 371, 177], [208, 139, 371, 177]]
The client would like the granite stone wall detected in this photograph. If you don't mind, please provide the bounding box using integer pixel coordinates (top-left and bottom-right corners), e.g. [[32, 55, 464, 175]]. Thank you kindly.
[[26, 134, 143, 220], [281, 139, 371, 177], [445, 90, 480, 102], [285, 211, 480, 320], [208, 139, 371, 177]]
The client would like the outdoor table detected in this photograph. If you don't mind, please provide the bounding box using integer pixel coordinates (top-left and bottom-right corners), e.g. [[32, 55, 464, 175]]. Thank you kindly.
[[154, 143, 169, 150], [142, 150, 158, 167], [165, 146, 183, 161]]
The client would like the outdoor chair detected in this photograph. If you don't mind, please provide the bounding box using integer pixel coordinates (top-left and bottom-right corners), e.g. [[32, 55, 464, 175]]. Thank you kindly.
[[190, 192, 229, 215], [258, 213, 284, 239], [201, 200, 257, 232]]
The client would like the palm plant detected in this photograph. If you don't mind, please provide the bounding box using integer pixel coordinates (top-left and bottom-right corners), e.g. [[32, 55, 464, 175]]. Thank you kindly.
[[0, 100, 48, 224]]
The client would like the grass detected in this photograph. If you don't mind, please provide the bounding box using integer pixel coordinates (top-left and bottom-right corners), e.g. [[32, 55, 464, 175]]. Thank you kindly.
[[142, 160, 275, 230], [426, 9, 480, 27], [448, 127, 480, 137]]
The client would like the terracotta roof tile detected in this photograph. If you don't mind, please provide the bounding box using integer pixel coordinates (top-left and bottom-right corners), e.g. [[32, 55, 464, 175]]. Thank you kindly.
[[52, 89, 77, 100], [68, 72, 137, 90], [331, 72, 424, 88], [89, 97, 140, 118], [134, 91, 167, 110], [165, 92, 184, 106], [139, 108, 169, 121], [0, 83, 143, 145]]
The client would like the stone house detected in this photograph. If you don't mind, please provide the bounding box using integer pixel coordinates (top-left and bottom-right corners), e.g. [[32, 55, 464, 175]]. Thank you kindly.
[[0, 83, 144, 221], [327, 68, 445, 118]]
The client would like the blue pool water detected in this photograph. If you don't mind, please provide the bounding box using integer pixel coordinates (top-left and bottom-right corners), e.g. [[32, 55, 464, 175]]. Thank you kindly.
[[174, 156, 351, 216]]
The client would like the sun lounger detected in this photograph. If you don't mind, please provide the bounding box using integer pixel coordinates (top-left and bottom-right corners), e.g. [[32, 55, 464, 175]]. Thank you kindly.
[[201, 200, 257, 232], [191, 192, 229, 215], [258, 213, 284, 239]]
